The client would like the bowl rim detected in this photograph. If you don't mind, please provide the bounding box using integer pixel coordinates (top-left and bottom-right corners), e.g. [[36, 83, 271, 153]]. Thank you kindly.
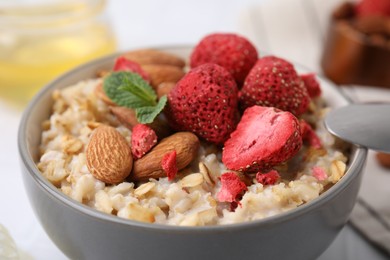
[[18, 45, 368, 232]]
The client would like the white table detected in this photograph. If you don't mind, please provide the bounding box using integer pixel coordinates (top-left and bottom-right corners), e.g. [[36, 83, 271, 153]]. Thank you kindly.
[[1, 0, 389, 259]]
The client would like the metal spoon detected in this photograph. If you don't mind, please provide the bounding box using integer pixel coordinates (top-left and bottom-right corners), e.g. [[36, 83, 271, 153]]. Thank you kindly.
[[324, 103, 390, 153]]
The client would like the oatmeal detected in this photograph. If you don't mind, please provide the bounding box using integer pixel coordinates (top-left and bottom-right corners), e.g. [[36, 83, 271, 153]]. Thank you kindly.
[[37, 34, 349, 226]]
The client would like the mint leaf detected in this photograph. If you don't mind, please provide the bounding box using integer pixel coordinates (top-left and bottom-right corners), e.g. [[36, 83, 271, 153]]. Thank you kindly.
[[103, 71, 167, 123], [136, 95, 167, 124], [103, 71, 157, 108]]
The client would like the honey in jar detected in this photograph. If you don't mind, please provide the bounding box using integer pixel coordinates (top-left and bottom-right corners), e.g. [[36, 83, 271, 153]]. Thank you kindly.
[[0, 0, 116, 104]]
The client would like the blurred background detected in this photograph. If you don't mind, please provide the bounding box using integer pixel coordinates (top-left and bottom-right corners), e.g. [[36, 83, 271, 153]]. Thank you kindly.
[[0, 0, 338, 106], [1, 0, 390, 259]]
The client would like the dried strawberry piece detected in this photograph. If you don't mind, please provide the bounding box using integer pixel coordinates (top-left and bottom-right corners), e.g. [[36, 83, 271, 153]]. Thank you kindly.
[[217, 172, 247, 203], [240, 56, 310, 116], [300, 120, 322, 149], [256, 170, 280, 185], [161, 150, 178, 181], [166, 63, 239, 144], [131, 124, 158, 159], [113, 56, 150, 82], [300, 73, 321, 98], [312, 166, 327, 181], [190, 33, 258, 85], [222, 106, 302, 173]]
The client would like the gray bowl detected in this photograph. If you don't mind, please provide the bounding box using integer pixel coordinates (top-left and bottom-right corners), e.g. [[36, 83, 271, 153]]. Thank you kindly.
[[18, 46, 367, 260]]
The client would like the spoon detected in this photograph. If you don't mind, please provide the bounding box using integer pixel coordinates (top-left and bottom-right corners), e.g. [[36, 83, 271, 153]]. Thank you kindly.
[[324, 103, 390, 153]]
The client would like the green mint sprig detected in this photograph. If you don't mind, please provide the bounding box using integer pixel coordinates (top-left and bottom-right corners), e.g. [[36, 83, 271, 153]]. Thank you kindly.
[[103, 71, 167, 124]]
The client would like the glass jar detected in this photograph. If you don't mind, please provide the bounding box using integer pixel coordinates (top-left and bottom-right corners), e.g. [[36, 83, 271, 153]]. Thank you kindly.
[[0, 0, 116, 105]]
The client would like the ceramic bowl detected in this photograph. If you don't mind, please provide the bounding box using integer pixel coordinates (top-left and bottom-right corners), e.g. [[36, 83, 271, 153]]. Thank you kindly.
[[18, 46, 367, 260]]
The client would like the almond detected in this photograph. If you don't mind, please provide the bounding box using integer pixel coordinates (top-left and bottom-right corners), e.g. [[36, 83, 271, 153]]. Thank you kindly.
[[123, 49, 185, 68], [157, 82, 176, 98], [131, 132, 199, 181], [95, 83, 116, 106], [110, 106, 172, 138], [110, 106, 138, 129], [141, 65, 185, 89], [86, 125, 133, 184]]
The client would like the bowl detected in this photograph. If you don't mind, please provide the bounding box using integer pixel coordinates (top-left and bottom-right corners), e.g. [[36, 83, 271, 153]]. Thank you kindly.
[[321, 2, 390, 88], [18, 46, 367, 260]]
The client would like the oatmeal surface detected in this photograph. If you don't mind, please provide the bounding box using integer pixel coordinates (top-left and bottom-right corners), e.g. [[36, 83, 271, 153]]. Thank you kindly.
[[37, 79, 348, 226]]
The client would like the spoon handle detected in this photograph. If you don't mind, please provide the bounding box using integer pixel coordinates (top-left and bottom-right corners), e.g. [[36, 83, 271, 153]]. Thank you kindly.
[[325, 104, 390, 153]]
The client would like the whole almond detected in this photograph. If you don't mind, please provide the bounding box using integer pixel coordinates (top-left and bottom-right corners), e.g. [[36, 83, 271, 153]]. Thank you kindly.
[[110, 106, 138, 129], [157, 82, 176, 98], [123, 49, 185, 68], [110, 106, 172, 138], [141, 64, 185, 89], [95, 83, 116, 106], [131, 132, 199, 181], [86, 125, 133, 184]]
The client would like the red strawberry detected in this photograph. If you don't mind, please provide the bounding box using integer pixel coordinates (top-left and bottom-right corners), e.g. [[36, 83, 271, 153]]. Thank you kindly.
[[161, 150, 178, 181], [300, 73, 322, 98], [131, 124, 157, 159], [239, 56, 310, 116], [217, 172, 247, 203], [113, 56, 150, 82], [355, 0, 390, 17], [300, 120, 322, 149], [190, 33, 258, 86], [166, 63, 239, 144], [222, 106, 302, 172], [256, 170, 280, 185]]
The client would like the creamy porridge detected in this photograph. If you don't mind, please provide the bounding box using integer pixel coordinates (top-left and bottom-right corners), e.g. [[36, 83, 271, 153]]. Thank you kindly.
[[37, 34, 349, 226]]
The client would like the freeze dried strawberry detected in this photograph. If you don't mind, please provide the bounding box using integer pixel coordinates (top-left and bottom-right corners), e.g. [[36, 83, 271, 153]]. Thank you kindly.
[[222, 106, 302, 172], [217, 172, 247, 203], [131, 124, 158, 159], [166, 63, 239, 144], [300, 120, 322, 149], [256, 170, 280, 185], [190, 33, 258, 86], [300, 73, 321, 98], [312, 166, 327, 181], [355, 0, 390, 17], [161, 150, 178, 181], [113, 56, 150, 82], [240, 56, 310, 116]]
